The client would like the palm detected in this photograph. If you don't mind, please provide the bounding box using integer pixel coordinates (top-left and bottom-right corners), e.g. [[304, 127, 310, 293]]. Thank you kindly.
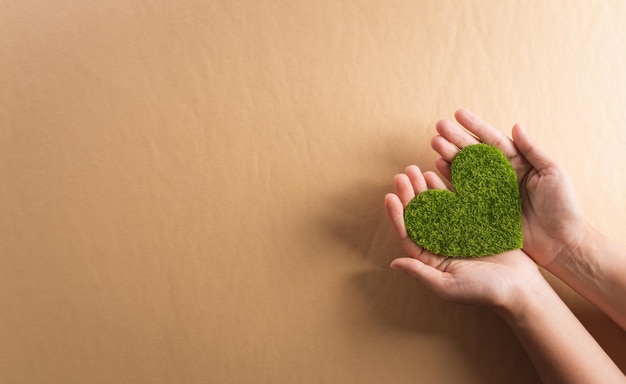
[[517, 167, 585, 265], [407, 248, 539, 307]]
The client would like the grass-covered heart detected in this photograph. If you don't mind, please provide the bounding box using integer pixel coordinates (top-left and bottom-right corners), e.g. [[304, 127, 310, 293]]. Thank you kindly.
[[404, 143, 522, 257]]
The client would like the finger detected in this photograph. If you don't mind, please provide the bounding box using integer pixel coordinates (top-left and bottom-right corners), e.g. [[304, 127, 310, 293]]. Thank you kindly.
[[435, 118, 480, 150], [454, 109, 518, 158], [423, 171, 448, 190], [434, 157, 452, 182], [511, 123, 556, 172], [431, 134, 461, 162], [404, 165, 428, 194], [394, 173, 415, 208], [384, 193, 407, 240], [385, 194, 430, 258], [390, 257, 450, 293]]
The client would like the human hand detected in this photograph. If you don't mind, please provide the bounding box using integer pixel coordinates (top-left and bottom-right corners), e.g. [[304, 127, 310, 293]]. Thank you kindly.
[[430, 109, 588, 268], [385, 166, 543, 308]]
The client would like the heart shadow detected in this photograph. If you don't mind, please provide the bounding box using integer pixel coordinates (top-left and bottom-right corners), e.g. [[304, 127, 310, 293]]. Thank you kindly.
[[315, 131, 438, 268]]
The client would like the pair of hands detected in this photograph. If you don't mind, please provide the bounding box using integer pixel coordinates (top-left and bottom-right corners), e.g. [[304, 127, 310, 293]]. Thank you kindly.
[[385, 109, 588, 309]]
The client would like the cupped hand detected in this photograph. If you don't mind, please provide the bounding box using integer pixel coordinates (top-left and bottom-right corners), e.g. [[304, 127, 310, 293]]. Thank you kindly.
[[429, 109, 588, 267], [385, 166, 542, 308]]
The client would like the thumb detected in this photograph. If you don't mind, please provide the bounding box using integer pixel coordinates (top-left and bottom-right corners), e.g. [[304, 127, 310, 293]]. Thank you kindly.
[[512, 123, 556, 172], [390, 257, 447, 292]]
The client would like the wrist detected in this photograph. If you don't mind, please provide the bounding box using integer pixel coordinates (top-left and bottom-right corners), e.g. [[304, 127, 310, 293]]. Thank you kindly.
[[492, 272, 554, 323], [548, 223, 602, 279], [545, 222, 595, 271]]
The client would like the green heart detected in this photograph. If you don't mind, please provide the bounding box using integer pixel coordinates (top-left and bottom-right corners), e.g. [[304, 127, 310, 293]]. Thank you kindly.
[[404, 143, 522, 257]]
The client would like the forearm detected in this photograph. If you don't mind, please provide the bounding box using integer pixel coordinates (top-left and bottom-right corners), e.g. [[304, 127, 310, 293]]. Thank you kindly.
[[497, 277, 625, 384], [547, 224, 626, 330]]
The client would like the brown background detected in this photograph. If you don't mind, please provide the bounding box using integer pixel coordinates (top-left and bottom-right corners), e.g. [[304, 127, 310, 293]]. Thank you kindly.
[[2, 1, 626, 383]]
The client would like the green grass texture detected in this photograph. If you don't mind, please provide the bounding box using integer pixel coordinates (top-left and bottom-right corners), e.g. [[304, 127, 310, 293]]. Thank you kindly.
[[404, 143, 522, 257]]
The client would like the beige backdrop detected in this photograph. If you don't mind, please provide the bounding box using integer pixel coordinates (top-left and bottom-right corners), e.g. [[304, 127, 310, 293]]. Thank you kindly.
[[2, 1, 626, 383]]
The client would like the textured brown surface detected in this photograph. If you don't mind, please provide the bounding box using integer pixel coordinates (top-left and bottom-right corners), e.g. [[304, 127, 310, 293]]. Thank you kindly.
[[2, 1, 626, 383]]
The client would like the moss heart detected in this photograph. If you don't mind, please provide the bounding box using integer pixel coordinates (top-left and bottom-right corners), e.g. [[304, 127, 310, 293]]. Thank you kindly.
[[404, 143, 522, 257]]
